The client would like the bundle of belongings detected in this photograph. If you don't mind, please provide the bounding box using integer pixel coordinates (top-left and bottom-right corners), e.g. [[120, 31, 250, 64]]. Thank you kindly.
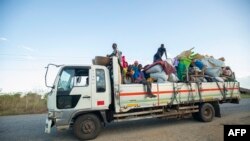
[[144, 59, 179, 83], [174, 48, 236, 82]]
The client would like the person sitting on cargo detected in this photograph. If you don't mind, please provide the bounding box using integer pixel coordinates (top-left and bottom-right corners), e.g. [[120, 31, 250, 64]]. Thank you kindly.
[[132, 60, 139, 80], [124, 65, 134, 84], [153, 44, 167, 62], [221, 66, 235, 81], [134, 64, 156, 98]]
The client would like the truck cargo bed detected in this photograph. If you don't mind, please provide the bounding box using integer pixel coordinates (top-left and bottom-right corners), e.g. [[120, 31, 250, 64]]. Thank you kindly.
[[114, 82, 240, 113]]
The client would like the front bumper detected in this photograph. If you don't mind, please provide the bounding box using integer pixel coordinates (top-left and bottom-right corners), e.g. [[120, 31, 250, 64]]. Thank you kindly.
[[45, 118, 52, 133], [45, 110, 72, 133]]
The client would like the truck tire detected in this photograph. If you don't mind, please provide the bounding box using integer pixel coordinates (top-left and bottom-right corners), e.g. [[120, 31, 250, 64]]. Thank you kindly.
[[199, 103, 215, 122], [73, 114, 102, 140]]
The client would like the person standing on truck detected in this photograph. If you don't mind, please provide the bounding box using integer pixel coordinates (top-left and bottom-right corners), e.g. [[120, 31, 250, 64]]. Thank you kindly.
[[134, 64, 156, 98], [107, 43, 122, 64], [153, 44, 167, 62], [107, 43, 124, 83]]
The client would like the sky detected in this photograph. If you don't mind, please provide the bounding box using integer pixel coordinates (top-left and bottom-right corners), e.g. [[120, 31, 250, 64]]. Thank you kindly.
[[0, 0, 250, 92]]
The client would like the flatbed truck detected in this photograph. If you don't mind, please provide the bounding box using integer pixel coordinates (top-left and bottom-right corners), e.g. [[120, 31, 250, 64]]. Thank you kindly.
[[45, 57, 240, 140]]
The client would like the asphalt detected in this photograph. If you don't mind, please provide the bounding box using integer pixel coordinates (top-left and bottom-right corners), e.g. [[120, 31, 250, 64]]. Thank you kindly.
[[0, 99, 250, 141]]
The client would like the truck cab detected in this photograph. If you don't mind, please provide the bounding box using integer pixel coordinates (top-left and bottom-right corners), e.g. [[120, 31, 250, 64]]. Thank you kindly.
[[45, 64, 111, 136]]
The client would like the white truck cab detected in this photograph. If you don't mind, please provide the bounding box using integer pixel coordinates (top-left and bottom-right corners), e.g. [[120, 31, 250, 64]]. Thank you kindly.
[[45, 64, 111, 136]]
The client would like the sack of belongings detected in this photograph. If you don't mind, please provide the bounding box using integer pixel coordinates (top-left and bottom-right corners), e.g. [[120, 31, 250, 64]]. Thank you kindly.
[[201, 57, 225, 77], [174, 47, 236, 82], [144, 60, 176, 83]]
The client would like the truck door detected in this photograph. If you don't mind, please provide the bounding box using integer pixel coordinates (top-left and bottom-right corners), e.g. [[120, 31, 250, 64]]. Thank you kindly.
[[56, 67, 91, 109], [91, 68, 110, 109]]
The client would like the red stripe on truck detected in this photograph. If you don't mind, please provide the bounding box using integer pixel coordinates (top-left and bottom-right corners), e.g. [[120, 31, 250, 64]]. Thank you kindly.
[[119, 88, 239, 96]]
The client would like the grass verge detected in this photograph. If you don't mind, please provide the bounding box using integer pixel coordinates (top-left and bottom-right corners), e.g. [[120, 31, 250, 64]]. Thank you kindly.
[[241, 93, 250, 99], [0, 92, 47, 116], [0, 92, 249, 116]]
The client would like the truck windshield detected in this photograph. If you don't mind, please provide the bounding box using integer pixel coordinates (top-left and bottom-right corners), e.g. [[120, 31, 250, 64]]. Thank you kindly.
[[57, 68, 90, 92], [57, 68, 74, 91]]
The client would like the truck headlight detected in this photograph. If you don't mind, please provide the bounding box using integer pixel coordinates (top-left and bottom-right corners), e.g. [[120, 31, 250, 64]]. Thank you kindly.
[[48, 111, 63, 118], [54, 111, 63, 118]]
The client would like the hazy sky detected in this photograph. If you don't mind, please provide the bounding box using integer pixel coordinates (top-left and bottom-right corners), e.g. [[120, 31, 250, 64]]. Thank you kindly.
[[0, 0, 250, 92]]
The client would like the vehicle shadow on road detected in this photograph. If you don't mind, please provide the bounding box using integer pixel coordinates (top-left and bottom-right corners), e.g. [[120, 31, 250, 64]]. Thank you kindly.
[[97, 117, 200, 140]]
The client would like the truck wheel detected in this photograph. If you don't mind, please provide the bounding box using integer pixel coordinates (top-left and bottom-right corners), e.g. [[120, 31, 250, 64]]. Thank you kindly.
[[199, 103, 215, 122], [73, 114, 102, 140]]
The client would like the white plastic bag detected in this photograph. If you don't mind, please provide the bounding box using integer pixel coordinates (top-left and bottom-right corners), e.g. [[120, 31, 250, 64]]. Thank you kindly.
[[205, 68, 222, 77], [145, 65, 163, 74], [166, 58, 174, 66], [215, 77, 224, 82], [201, 57, 225, 68], [150, 72, 168, 82], [168, 73, 179, 82]]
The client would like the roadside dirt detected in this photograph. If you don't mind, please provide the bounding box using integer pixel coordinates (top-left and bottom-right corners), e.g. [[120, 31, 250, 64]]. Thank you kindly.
[[95, 111, 250, 141]]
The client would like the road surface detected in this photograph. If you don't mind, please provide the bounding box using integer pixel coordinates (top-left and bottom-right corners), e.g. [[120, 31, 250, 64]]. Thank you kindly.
[[0, 99, 250, 141]]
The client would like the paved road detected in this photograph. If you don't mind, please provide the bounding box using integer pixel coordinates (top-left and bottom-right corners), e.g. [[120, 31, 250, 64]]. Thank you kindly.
[[0, 99, 250, 141]]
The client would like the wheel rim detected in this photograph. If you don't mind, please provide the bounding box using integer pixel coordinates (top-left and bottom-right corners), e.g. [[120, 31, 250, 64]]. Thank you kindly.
[[81, 119, 96, 134], [204, 108, 212, 118]]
